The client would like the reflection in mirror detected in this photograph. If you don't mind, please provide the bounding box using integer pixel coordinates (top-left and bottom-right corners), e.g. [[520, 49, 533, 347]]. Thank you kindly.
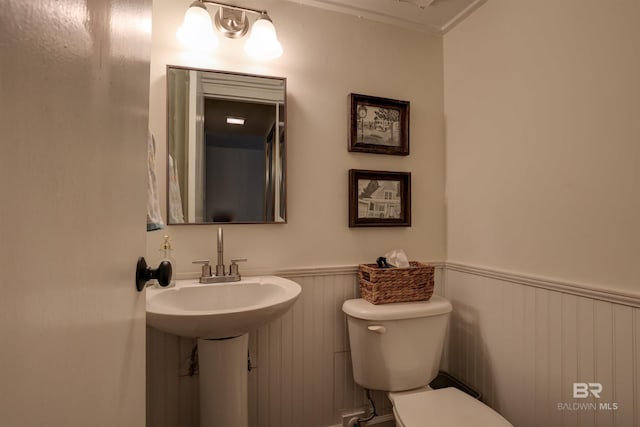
[[167, 66, 286, 224]]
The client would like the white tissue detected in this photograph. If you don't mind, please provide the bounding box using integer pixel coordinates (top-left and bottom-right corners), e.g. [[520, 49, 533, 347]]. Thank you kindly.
[[384, 249, 410, 268]]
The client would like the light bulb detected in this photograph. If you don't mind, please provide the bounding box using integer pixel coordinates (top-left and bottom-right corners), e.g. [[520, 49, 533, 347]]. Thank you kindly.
[[176, 2, 218, 51], [244, 16, 283, 60]]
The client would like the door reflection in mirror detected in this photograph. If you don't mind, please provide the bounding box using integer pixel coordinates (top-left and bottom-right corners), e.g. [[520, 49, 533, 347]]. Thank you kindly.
[[167, 66, 286, 224]]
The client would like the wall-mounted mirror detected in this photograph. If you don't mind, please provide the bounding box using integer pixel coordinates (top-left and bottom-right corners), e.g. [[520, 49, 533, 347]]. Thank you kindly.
[[167, 66, 286, 224]]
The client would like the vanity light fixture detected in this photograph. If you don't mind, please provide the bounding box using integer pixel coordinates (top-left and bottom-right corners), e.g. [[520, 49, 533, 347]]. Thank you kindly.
[[177, 0, 283, 60], [244, 12, 283, 60], [176, 1, 218, 51]]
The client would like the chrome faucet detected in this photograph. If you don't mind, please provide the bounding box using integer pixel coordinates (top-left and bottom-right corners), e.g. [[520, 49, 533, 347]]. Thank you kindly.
[[215, 227, 226, 277], [192, 227, 247, 283]]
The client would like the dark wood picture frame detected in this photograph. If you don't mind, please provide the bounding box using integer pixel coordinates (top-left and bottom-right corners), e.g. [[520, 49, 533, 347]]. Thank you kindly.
[[348, 93, 410, 156], [349, 169, 411, 227]]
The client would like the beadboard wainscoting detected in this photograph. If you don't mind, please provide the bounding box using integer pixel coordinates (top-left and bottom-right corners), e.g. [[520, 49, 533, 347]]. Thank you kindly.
[[146, 266, 445, 427], [146, 264, 640, 427], [442, 265, 640, 427]]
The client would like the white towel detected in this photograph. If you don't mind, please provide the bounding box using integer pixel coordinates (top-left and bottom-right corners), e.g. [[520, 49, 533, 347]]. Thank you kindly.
[[147, 131, 165, 231]]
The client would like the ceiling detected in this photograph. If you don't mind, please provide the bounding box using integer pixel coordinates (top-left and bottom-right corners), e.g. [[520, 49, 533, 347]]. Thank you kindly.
[[285, 0, 486, 35], [204, 98, 276, 140]]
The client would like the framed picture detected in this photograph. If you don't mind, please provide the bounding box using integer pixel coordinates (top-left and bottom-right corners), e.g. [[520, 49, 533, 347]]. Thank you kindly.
[[349, 169, 411, 227], [348, 93, 410, 156]]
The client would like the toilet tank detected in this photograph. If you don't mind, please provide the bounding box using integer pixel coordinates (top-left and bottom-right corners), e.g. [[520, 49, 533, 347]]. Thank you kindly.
[[342, 296, 452, 392]]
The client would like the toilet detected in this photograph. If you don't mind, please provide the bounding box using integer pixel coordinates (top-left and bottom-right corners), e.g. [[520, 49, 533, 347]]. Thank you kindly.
[[342, 296, 513, 427]]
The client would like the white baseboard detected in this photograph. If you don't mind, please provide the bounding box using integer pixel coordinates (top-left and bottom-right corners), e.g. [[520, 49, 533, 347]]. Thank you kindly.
[[366, 414, 395, 425], [328, 413, 395, 427]]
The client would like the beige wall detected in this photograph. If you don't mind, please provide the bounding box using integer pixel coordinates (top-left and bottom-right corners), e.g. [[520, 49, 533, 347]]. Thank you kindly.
[[147, 0, 446, 274], [444, 0, 640, 294]]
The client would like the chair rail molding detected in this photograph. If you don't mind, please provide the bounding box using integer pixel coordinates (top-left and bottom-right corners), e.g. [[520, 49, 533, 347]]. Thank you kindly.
[[446, 261, 640, 308]]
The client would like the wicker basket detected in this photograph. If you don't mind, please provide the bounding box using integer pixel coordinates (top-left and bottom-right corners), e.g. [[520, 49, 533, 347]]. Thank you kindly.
[[358, 261, 434, 305]]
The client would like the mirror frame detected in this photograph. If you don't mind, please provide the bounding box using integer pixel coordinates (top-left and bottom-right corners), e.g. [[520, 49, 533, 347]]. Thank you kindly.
[[165, 65, 287, 225]]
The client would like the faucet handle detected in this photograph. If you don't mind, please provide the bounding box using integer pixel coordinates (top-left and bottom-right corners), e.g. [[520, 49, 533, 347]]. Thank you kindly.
[[192, 260, 212, 278], [229, 258, 247, 277]]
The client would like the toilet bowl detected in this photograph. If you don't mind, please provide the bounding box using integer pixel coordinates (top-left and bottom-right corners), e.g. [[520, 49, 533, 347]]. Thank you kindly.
[[389, 387, 511, 427], [342, 297, 513, 427]]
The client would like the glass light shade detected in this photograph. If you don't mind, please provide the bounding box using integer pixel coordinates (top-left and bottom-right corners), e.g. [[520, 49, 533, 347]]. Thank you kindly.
[[176, 3, 218, 51], [244, 17, 283, 60]]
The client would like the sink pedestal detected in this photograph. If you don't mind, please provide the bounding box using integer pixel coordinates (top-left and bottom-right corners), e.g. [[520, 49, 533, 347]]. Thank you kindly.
[[198, 334, 249, 427], [146, 276, 302, 426]]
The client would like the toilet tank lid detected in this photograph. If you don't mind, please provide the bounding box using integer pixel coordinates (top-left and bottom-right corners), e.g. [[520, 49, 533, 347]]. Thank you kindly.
[[342, 296, 452, 321]]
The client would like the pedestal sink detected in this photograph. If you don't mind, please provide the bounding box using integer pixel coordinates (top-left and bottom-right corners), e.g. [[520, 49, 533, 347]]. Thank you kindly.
[[146, 276, 301, 427]]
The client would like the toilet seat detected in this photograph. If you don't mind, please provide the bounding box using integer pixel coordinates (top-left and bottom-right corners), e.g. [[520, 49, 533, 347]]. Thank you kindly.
[[390, 387, 513, 427]]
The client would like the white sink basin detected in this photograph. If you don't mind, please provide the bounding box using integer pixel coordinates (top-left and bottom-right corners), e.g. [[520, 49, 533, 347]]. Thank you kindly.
[[146, 276, 301, 339]]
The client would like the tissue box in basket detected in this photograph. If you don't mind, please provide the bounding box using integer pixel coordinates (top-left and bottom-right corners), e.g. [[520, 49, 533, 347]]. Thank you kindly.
[[358, 261, 434, 304]]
